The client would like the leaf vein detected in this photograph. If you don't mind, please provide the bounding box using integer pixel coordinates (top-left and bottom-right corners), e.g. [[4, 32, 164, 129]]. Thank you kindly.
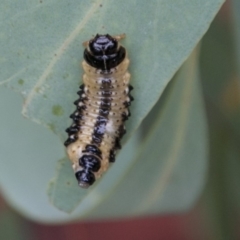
[[22, 0, 101, 116]]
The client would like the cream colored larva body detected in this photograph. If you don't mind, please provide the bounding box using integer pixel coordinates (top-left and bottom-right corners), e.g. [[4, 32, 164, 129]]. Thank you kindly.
[[64, 34, 133, 188]]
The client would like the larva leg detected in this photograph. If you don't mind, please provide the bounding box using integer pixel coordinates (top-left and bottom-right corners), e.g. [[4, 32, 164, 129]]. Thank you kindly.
[[82, 39, 90, 48]]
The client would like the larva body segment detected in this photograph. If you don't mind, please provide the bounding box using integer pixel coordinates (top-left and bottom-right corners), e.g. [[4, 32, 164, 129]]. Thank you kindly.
[[64, 34, 133, 188]]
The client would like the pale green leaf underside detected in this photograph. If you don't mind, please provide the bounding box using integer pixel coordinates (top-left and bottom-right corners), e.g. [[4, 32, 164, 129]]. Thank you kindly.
[[0, 0, 222, 222]]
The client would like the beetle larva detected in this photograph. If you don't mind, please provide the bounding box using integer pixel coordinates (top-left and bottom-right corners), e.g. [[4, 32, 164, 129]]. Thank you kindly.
[[64, 34, 133, 188]]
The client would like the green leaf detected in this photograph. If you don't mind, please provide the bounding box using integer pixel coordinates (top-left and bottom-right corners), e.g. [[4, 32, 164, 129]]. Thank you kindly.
[[199, 12, 240, 239], [0, 209, 33, 240], [232, 0, 240, 79], [0, 0, 222, 222], [200, 10, 240, 134], [0, 0, 223, 140]]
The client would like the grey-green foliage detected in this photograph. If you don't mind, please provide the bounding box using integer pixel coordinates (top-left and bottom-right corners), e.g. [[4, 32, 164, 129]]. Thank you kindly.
[[0, 210, 33, 240], [199, 8, 240, 239], [232, 0, 240, 78], [0, 0, 224, 222]]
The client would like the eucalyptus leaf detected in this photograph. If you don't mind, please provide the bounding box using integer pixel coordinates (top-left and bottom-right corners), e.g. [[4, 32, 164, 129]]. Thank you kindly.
[[0, 0, 223, 222]]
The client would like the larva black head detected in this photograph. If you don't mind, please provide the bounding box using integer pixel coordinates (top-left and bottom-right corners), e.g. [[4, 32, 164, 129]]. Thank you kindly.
[[84, 34, 126, 71], [89, 34, 118, 55], [75, 170, 95, 188]]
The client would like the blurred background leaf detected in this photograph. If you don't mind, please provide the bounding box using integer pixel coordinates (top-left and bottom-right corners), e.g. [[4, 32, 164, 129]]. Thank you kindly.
[[199, 1, 240, 239], [0, 207, 33, 240], [232, 0, 240, 77]]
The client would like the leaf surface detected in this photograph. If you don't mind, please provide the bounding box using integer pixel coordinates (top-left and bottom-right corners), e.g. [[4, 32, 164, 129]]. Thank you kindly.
[[0, 0, 223, 222]]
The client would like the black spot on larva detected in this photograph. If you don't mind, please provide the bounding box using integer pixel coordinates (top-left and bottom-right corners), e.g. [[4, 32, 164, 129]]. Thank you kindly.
[[128, 110, 131, 118], [79, 84, 85, 90], [64, 138, 71, 147], [94, 116, 108, 136], [100, 99, 111, 108], [129, 94, 134, 101], [101, 90, 112, 97], [84, 34, 126, 70], [129, 85, 134, 91], [121, 112, 129, 121], [117, 124, 126, 138], [65, 125, 79, 134], [114, 137, 121, 150], [123, 88, 134, 107], [69, 111, 82, 122], [75, 170, 95, 187], [91, 117, 107, 144], [99, 108, 109, 117], [74, 99, 87, 106], [77, 89, 84, 96], [82, 144, 102, 158], [109, 149, 116, 162], [64, 135, 78, 147], [79, 155, 101, 172], [123, 101, 131, 107], [77, 104, 87, 111], [101, 78, 112, 87], [92, 135, 102, 144], [74, 99, 81, 105]]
